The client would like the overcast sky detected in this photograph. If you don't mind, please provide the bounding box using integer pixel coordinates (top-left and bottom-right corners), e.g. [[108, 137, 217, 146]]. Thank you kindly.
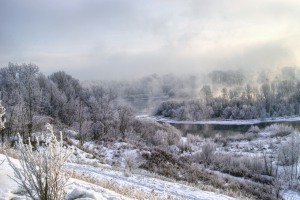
[[0, 0, 299, 80]]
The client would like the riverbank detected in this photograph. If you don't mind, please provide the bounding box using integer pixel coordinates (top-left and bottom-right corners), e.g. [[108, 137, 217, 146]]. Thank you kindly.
[[136, 115, 300, 125]]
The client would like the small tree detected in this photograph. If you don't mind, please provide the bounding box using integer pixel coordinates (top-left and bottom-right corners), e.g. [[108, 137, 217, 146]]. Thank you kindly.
[[200, 140, 216, 167], [5, 123, 74, 200], [123, 150, 144, 172]]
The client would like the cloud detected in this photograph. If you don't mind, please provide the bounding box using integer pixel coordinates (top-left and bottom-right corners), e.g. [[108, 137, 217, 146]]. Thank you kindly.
[[216, 40, 294, 70], [0, 0, 300, 79]]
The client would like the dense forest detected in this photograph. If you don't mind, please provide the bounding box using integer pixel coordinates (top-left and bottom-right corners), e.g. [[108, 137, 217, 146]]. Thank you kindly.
[[155, 67, 300, 120], [0, 63, 185, 147], [0, 63, 134, 143]]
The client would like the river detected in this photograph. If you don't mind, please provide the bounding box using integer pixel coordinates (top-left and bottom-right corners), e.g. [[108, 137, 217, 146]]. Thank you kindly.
[[170, 121, 300, 138]]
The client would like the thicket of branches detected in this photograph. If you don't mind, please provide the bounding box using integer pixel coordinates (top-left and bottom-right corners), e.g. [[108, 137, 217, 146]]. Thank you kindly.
[[0, 63, 137, 145], [0, 63, 185, 147], [5, 124, 74, 200]]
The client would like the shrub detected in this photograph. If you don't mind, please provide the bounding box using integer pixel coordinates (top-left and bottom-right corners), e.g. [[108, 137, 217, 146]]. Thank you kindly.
[[200, 141, 216, 167], [187, 133, 201, 144], [264, 124, 294, 137], [248, 125, 260, 133], [123, 150, 145, 172], [152, 130, 168, 146], [162, 123, 182, 145], [177, 139, 190, 152], [5, 123, 74, 200], [277, 134, 300, 167], [131, 119, 164, 142]]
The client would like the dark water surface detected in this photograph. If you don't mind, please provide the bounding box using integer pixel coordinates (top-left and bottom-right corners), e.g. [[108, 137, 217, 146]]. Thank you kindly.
[[170, 121, 300, 138]]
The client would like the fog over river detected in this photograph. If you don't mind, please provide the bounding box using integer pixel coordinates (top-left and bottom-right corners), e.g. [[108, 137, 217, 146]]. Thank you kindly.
[[170, 121, 300, 137]]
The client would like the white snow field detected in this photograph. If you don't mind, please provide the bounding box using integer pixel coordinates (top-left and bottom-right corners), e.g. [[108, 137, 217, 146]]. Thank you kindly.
[[0, 154, 236, 200], [0, 154, 130, 200]]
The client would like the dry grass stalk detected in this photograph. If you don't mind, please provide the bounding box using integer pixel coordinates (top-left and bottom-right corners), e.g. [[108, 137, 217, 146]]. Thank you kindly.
[[70, 171, 186, 200]]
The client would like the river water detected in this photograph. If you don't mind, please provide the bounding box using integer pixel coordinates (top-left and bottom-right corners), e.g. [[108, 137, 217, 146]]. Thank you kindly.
[[130, 97, 300, 138], [170, 121, 300, 138]]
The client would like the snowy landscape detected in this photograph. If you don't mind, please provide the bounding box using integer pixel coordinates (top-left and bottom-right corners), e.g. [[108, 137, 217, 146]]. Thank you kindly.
[[1, 64, 300, 200], [2, 119, 300, 199], [2, 1, 300, 199]]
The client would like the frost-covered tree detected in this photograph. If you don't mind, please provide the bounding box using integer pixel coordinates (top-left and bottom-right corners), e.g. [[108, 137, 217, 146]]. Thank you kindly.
[[123, 150, 144, 172], [200, 85, 213, 104], [117, 105, 135, 138], [221, 87, 228, 99], [0, 98, 6, 142], [18, 63, 42, 136]]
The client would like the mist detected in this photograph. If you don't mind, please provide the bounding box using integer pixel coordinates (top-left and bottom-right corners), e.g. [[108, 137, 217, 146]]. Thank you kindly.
[[1, 0, 300, 80], [2, 2, 300, 198]]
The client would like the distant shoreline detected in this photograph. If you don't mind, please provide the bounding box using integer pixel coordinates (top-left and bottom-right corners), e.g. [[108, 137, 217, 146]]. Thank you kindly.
[[136, 115, 300, 125]]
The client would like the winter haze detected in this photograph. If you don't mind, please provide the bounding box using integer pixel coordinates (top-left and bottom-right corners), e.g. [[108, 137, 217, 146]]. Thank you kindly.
[[1, 0, 299, 80]]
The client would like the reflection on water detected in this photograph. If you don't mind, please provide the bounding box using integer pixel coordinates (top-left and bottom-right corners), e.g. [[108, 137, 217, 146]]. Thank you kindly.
[[171, 121, 300, 138]]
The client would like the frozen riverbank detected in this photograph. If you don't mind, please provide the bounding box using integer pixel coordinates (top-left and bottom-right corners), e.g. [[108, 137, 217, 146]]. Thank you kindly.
[[136, 115, 300, 125]]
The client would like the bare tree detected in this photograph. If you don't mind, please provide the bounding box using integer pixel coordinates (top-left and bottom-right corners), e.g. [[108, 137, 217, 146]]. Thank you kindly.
[[123, 150, 144, 172], [117, 105, 135, 138], [200, 140, 216, 167]]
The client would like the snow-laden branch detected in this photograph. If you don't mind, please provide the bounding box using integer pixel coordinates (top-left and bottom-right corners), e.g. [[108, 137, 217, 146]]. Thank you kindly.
[[5, 123, 74, 200]]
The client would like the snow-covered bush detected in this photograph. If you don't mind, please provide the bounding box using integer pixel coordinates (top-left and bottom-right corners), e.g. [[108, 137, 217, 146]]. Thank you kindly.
[[123, 150, 144, 172], [264, 124, 294, 137], [177, 139, 190, 152], [5, 123, 74, 200], [278, 133, 300, 165], [193, 141, 216, 167], [248, 125, 260, 133], [199, 141, 216, 167], [162, 123, 182, 145], [152, 130, 168, 146], [187, 133, 201, 144], [131, 119, 163, 142]]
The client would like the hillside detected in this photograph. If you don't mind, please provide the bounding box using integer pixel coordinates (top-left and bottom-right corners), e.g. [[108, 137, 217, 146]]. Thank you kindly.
[[0, 153, 236, 200]]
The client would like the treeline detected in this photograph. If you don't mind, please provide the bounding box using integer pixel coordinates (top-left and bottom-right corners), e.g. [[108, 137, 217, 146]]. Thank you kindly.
[[80, 69, 250, 113], [208, 69, 245, 86], [0, 63, 136, 143], [0, 63, 185, 147], [155, 67, 300, 120], [83, 73, 201, 99], [83, 69, 249, 100]]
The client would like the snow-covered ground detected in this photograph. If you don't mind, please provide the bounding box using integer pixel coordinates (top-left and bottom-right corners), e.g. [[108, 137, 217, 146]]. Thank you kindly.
[[0, 154, 236, 200], [2, 124, 300, 200], [66, 162, 235, 200], [282, 190, 300, 200], [136, 115, 300, 125], [0, 154, 131, 200]]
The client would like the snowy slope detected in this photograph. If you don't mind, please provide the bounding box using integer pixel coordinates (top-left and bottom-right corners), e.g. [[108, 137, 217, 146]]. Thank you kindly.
[[0, 154, 20, 200], [0, 154, 130, 200], [0, 153, 237, 200], [66, 163, 236, 200]]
